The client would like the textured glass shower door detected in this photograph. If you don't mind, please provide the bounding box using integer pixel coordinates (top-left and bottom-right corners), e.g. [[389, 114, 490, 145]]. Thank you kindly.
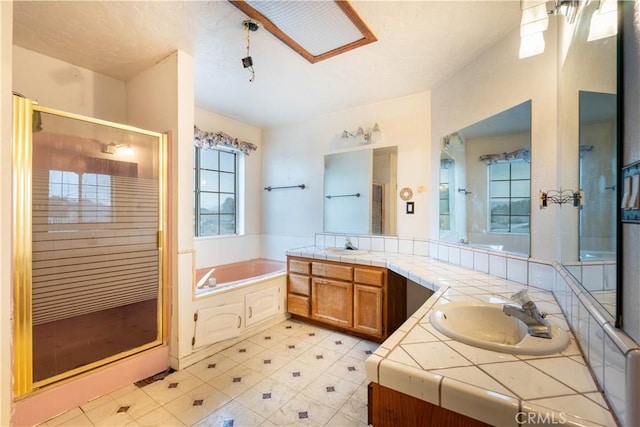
[[12, 96, 167, 393]]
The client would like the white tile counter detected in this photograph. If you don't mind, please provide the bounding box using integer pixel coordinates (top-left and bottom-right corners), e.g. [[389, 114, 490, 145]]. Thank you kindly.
[[286, 246, 617, 427]]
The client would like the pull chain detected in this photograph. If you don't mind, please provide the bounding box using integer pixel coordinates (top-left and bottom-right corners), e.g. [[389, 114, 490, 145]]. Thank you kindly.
[[243, 22, 255, 82]]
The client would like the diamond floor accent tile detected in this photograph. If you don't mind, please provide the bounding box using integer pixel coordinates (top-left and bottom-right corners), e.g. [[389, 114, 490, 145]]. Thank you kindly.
[[40, 319, 378, 427]]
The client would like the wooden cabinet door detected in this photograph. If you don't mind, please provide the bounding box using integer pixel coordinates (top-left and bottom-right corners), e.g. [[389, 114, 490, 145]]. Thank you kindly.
[[353, 284, 383, 338], [311, 278, 353, 328]]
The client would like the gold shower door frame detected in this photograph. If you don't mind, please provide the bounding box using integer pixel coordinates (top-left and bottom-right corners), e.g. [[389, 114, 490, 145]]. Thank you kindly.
[[12, 96, 169, 397]]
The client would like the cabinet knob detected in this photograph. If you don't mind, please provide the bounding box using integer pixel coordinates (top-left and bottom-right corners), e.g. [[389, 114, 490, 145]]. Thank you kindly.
[[248, 307, 253, 318], [237, 315, 242, 328]]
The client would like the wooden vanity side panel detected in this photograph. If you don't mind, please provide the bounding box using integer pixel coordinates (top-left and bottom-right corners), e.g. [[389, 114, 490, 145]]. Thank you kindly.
[[386, 270, 408, 335], [369, 382, 491, 427]]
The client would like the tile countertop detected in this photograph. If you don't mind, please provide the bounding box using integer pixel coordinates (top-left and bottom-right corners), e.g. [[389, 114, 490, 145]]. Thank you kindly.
[[286, 246, 617, 427]]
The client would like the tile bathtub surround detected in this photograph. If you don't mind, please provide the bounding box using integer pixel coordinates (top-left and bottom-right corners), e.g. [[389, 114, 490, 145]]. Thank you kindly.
[[41, 319, 376, 427]]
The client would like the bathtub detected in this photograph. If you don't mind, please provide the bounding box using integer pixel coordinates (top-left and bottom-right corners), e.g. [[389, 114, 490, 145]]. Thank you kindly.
[[195, 258, 286, 296]]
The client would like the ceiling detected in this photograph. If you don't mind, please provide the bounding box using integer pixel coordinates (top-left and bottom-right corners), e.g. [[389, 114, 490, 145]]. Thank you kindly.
[[12, 1, 521, 129]]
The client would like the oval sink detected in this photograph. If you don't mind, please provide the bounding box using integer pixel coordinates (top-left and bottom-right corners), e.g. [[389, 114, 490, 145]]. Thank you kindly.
[[324, 247, 369, 256], [429, 300, 569, 355]]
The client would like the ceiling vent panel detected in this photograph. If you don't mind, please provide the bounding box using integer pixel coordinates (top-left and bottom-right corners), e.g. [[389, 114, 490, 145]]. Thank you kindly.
[[229, 0, 377, 63]]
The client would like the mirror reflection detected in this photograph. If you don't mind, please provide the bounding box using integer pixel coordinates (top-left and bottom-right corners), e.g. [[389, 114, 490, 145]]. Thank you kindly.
[[579, 91, 617, 261], [439, 101, 532, 256], [324, 147, 397, 235], [560, 0, 618, 318]]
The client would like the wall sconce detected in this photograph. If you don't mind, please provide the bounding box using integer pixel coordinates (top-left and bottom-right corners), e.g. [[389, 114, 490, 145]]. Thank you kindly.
[[519, 0, 581, 59], [341, 123, 381, 145], [102, 142, 134, 156], [587, 0, 617, 41], [539, 189, 583, 208], [519, 0, 549, 58]]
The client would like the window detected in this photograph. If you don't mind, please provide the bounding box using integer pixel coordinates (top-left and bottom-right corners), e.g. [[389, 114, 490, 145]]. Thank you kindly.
[[48, 170, 112, 224], [194, 147, 238, 236], [488, 162, 530, 233]]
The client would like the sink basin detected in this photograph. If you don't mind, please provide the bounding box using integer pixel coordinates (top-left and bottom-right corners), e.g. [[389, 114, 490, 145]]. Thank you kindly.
[[324, 247, 369, 256], [429, 300, 569, 355]]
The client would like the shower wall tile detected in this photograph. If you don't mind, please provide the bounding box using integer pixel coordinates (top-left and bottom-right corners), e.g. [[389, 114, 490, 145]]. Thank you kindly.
[[473, 252, 489, 273], [398, 239, 414, 254], [604, 334, 626, 423], [582, 264, 605, 292], [413, 240, 429, 257], [448, 246, 461, 266], [437, 244, 449, 262], [506, 258, 527, 284], [384, 237, 399, 253], [460, 249, 474, 269], [371, 237, 385, 252], [528, 262, 555, 291], [488, 255, 506, 279]]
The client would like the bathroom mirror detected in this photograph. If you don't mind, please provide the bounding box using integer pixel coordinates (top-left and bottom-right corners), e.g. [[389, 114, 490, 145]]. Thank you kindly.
[[324, 146, 397, 235], [439, 101, 532, 256], [560, 0, 618, 319]]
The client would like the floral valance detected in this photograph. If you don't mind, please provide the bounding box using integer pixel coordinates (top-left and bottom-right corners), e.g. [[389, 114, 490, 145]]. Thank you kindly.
[[479, 148, 530, 165], [193, 125, 257, 155]]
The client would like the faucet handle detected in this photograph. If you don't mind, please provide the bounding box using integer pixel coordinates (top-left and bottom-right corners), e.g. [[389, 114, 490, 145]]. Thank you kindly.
[[510, 289, 531, 305]]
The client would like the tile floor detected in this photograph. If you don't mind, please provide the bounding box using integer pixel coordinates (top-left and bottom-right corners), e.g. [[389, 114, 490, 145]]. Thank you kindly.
[[41, 319, 376, 426]]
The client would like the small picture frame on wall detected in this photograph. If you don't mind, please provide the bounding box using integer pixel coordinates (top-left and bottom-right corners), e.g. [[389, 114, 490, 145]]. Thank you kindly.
[[406, 201, 414, 214]]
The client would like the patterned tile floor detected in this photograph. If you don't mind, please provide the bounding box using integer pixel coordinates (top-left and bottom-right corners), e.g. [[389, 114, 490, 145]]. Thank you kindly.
[[41, 319, 376, 426]]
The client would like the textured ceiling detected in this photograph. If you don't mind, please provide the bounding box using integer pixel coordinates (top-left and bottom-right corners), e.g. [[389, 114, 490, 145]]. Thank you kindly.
[[12, 1, 521, 129]]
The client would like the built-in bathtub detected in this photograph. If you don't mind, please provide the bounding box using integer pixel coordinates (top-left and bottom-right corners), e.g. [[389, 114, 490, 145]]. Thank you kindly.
[[195, 258, 286, 296]]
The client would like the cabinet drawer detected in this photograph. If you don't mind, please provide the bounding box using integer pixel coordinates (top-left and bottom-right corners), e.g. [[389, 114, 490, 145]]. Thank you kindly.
[[288, 294, 310, 317], [288, 274, 310, 296], [289, 259, 311, 275], [354, 268, 384, 287], [312, 262, 353, 281]]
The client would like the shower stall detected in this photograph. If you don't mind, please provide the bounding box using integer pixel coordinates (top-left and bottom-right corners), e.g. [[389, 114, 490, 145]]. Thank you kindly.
[[12, 95, 168, 396]]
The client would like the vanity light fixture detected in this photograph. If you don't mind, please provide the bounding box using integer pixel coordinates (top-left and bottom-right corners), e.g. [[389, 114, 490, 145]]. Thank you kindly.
[[519, 0, 582, 59], [341, 123, 381, 145], [519, 0, 549, 58], [587, 0, 617, 42], [102, 142, 133, 156]]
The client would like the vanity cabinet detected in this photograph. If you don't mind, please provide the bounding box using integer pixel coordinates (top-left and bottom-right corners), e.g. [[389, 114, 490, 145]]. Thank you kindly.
[[287, 256, 406, 341]]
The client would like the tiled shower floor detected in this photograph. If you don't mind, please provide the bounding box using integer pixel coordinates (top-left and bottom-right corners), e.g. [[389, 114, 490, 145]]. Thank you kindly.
[[40, 319, 376, 426]]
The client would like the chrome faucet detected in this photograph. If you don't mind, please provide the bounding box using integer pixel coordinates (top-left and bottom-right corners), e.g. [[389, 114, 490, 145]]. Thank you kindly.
[[345, 237, 358, 250], [502, 290, 552, 339]]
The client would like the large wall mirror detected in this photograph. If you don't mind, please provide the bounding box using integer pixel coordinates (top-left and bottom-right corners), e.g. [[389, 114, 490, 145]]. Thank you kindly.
[[439, 101, 532, 256], [560, 0, 618, 320], [324, 147, 397, 235]]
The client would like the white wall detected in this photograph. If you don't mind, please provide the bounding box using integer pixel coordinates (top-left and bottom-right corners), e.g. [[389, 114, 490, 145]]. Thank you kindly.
[[1, 3, 12, 425], [193, 107, 263, 268], [12, 46, 126, 123], [126, 51, 195, 367], [430, 24, 559, 260], [261, 92, 431, 260]]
